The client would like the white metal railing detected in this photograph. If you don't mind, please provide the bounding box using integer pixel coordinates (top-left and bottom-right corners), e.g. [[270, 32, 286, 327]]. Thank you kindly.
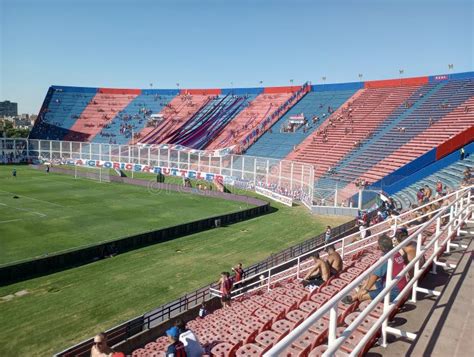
[[0, 137, 314, 207], [264, 185, 472, 356], [209, 186, 468, 299]]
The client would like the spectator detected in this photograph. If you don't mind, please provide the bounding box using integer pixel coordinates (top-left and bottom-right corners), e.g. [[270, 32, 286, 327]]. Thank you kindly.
[[326, 245, 343, 274], [232, 263, 245, 286], [91, 333, 114, 357], [435, 180, 443, 197], [416, 188, 425, 205], [342, 234, 407, 304], [302, 252, 331, 288], [325, 226, 332, 243], [175, 320, 204, 357], [393, 227, 424, 279], [460, 147, 465, 160], [166, 326, 187, 357], [462, 167, 471, 186], [219, 272, 233, 308], [198, 303, 208, 319], [424, 185, 432, 202]]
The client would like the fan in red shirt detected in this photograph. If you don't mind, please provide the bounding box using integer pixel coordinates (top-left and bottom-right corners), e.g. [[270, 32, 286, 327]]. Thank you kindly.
[[232, 263, 245, 289]]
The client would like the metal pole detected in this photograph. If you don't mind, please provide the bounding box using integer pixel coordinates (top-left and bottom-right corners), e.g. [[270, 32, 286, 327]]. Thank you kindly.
[[432, 217, 441, 274], [381, 257, 393, 347], [358, 189, 363, 210], [328, 305, 338, 347]]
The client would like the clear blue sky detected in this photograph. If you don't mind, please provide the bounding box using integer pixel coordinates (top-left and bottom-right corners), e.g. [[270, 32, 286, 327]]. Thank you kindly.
[[1, 0, 472, 113]]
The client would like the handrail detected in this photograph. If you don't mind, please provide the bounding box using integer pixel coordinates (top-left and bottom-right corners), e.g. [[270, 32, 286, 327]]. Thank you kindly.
[[219, 186, 468, 297], [265, 185, 472, 356]]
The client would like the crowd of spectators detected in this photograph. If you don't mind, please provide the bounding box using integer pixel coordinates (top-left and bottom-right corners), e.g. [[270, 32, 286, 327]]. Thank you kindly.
[[0, 141, 28, 163]]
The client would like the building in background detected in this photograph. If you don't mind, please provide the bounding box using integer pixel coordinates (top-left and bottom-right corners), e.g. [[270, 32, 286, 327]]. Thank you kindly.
[[0, 100, 18, 117]]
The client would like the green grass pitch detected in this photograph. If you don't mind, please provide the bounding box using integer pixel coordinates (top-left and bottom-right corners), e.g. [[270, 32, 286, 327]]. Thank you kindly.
[[0, 165, 350, 356], [0, 165, 245, 265]]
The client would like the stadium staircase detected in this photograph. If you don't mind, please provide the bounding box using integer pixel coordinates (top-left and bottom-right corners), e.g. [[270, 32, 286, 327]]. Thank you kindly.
[[93, 92, 177, 145], [245, 90, 357, 159], [285, 85, 422, 179], [130, 187, 473, 357]]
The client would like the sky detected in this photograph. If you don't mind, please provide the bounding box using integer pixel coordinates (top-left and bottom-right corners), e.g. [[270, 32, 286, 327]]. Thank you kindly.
[[0, 0, 473, 114]]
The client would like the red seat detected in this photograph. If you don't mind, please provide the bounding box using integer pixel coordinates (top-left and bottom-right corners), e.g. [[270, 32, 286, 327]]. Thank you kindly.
[[330, 278, 348, 290], [285, 309, 307, 326], [255, 330, 280, 349], [309, 293, 330, 305], [357, 300, 384, 318], [235, 343, 268, 356], [336, 327, 365, 354], [292, 330, 319, 351], [211, 342, 238, 357], [272, 319, 294, 336], [299, 300, 319, 315], [308, 345, 350, 357], [282, 344, 311, 357]]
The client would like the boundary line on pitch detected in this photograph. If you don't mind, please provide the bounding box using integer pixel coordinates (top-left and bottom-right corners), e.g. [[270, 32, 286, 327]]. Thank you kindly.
[[0, 189, 64, 207], [0, 202, 47, 217], [0, 218, 23, 224]]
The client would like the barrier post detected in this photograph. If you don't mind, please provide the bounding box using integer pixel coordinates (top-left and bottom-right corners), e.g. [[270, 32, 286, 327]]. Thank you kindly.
[[446, 206, 454, 253], [358, 189, 363, 210], [381, 257, 393, 347], [328, 305, 338, 347], [341, 238, 345, 259], [432, 217, 441, 274], [267, 268, 272, 291], [296, 256, 301, 280], [411, 233, 423, 303], [457, 194, 464, 236]]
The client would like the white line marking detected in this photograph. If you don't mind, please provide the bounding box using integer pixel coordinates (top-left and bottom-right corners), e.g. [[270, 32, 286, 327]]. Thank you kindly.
[[0, 189, 63, 207], [0, 218, 23, 224], [0, 203, 47, 217]]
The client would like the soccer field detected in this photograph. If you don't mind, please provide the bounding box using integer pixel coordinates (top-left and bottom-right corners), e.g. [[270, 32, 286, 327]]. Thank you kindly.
[[0, 165, 246, 265], [0, 166, 351, 357]]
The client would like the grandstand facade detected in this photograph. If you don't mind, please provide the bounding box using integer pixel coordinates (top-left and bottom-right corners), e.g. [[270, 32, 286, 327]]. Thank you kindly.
[[28, 71, 474, 210]]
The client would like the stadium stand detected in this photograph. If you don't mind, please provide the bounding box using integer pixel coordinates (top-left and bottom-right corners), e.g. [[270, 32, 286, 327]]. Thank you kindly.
[[29, 86, 97, 141], [245, 89, 357, 159], [63, 88, 142, 142], [127, 186, 472, 356], [205, 88, 299, 151], [284, 84, 424, 177], [313, 78, 474, 204], [393, 153, 473, 209], [359, 81, 474, 183], [133, 92, 211, 145], [93, 90, 178, 145], [166, 93, 258, 149]]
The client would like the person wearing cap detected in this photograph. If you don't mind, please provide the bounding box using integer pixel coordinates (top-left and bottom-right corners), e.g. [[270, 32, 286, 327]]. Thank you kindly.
[[175, 319, 204, 357], [91, 333, 114, 357], [342, 234, 407, 304], [166, 326, 187, 357]]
